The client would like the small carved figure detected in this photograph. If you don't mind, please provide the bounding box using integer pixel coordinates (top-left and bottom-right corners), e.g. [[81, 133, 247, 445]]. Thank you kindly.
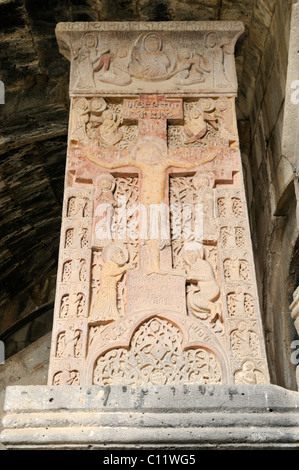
[[95, 109, 123, 147], [221, 225, 236, 248], [183, 243, 222, 323], [80, 228, 88, 248], [94, 47, 132, 86], [129, 33, 173, 80], [227, 286, 245, 317], [75, 292, 85, 317], [174, 48, 210, 85], [184, 106, 218, 144], [57, 329, 81, 358], [216, 97, 236, 143], [79, 259, 87, 282], [73, 32, 109, 89], [193, 173, 219, 243], [231, 321, 252, 357], [71, 98, 89, 143], [234, 360, 260, 385], [67, 194, 90, 218], [193, 173, 215, 217], [204, 32, 230, 88], [53, 362, 79, 385], [94, 173, 116, 242], [87, 97, 107, 136], [224, 252, 246, 282], [59, 294, 70, 318], [90, 243, 134, 322]]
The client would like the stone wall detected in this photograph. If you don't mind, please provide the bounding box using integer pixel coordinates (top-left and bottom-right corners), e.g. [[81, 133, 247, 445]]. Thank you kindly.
[[239, 0, 299, 390]]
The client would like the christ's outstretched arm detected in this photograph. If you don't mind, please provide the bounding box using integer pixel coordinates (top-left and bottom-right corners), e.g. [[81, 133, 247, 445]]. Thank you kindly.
[[166, 148, 218, 170], [85, 153, 135, 169]]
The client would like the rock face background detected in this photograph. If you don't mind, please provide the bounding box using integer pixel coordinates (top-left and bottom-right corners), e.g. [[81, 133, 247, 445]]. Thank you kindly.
[[0, 0, 298, 390]]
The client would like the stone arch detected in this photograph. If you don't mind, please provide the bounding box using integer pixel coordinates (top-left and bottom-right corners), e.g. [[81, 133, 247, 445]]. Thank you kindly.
[[82, 310, 229, 385], [261, 180, 299, 389]]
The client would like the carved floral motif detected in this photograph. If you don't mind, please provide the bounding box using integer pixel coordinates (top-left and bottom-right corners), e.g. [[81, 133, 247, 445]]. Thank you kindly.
[[93, 317, 222, 386]]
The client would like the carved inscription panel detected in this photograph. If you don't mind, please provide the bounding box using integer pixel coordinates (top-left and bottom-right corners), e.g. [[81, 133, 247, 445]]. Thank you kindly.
[[48, 22, 270, 387]]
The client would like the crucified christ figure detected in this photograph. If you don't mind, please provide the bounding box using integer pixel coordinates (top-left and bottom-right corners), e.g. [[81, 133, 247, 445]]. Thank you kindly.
[[85, 136, 218, 274]]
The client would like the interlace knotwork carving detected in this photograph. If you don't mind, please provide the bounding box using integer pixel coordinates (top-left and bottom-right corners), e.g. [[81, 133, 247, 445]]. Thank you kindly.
[[93, 317, 222, 386]]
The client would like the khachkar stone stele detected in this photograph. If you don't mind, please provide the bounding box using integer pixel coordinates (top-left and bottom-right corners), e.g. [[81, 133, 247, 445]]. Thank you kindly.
[[48, 21, 270, 388]]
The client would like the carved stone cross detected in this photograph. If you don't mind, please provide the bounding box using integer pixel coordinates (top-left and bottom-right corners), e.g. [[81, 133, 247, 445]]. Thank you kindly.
[[46, 22, 270, 390], [123, 94, 183, 140]]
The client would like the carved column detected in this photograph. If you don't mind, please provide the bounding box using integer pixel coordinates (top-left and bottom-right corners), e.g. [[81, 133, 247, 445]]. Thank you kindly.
[[5, 21, 299, 452], [45, 21, 271, 388]]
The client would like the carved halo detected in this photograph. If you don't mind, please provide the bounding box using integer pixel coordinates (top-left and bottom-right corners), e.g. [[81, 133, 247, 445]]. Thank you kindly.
[[82, 31, 98, 48], [102, 241, 129, 264], [95, 172, 116, 192], [143, 32, 163, 53], [192, 171, 215, 189], [89, 97, 107, 114]]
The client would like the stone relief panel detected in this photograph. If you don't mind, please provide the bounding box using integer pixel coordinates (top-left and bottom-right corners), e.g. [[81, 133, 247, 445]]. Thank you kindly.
[[55, 22, 244, 95], [70, 97, 138, 149], [92, 317, 223, 386], [48, 21, 270, 387], [168, 97, 238, 149], [90, 242, 135, 323], [168, 169, 269, 383]]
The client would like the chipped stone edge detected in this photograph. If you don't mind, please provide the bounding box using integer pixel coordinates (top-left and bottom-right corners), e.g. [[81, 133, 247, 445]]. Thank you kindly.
[[1, 384, 299, 449]]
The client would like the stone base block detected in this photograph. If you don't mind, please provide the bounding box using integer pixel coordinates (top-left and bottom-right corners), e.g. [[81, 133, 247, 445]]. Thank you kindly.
[[1, 384, 299, 449]]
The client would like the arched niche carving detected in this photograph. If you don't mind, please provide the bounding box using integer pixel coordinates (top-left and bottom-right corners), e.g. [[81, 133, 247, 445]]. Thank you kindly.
[[82, 311, 229, 386]]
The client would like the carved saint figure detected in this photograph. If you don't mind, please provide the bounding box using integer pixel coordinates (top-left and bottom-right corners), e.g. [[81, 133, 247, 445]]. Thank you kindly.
[[193, 172, 219, 243], [216, 97, 236, 142], [234, 360, 261, 385], [174, 48, 210, 85], [183, 242, 222, 323], [129, 33, 173, 80], [90, 243, 134, 322], [71, 98, 89, 143], [73, 32, 108, 89], [57, 329, 81, 358], [95, 109, 123, 147], [193, 173, 215, 217], [204, 32, 230, 88], [184, 105, 218, 144], [227, 286, 245, 317], [231, 321, 252, 357], [221, 224, 236, 248], [94, 173, 116, 242], [224, 252, 241, 281]]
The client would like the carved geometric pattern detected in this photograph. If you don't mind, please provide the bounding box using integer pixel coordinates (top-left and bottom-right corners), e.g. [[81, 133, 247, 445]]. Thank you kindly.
[[93, 317, 222, 386]]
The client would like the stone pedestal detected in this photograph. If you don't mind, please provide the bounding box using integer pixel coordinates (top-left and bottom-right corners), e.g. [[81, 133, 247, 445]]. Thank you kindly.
[[1, 384, 299, 449]]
